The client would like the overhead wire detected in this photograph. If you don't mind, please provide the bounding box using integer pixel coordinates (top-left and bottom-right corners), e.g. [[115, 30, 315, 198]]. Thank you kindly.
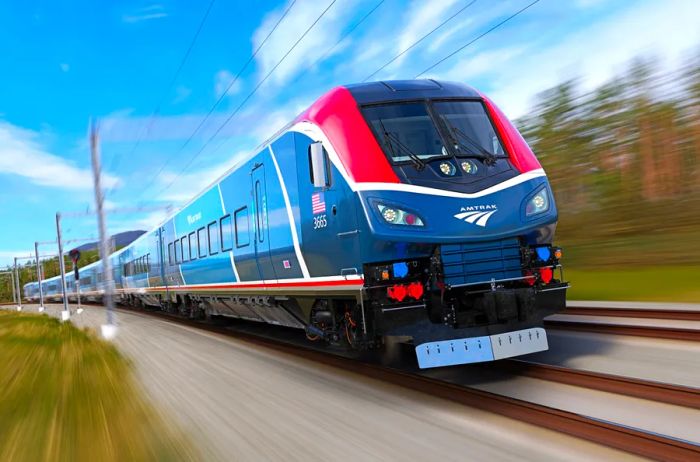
[[363, 0, 478, 82], [291, 0, 385, 85], [133, 0, 300, 203], [415, 0, 540, 78], [107, 0, 218, 190], [156, 0, 338, 198]]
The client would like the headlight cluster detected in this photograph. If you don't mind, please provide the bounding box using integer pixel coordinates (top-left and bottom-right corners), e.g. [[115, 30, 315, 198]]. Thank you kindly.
[[526, 188, 549, 216], [439, 162, 456, 176], [461, 160, 478, 175], [437, 160, 479, 176], [377, 204, 424, 226]]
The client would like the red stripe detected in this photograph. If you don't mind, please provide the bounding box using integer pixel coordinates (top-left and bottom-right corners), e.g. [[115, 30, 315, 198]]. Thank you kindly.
[[143, 278, 365, 292]]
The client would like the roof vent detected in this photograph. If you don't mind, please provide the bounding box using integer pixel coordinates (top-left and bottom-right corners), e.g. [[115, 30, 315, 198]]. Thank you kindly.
[[381, 79, 443, 92]]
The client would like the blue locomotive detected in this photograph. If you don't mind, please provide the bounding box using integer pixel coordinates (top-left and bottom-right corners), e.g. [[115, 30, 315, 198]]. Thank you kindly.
[[25, 80, 567, 368]]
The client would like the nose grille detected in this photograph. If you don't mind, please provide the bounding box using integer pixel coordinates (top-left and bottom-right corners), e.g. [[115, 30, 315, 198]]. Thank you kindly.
[[440, 238, 522, 287]]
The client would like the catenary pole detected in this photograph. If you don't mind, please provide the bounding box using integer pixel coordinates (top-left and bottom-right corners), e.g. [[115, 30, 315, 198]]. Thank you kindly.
[[14, 257, 22, 311], [35, 242, 45, 312], [56, 212, 70, 317], [90, 121, 117, 338], [9, 266, 17, 307]]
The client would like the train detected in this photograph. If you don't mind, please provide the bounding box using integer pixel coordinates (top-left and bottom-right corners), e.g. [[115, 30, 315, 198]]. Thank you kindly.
[[24, 80, 567, 368]]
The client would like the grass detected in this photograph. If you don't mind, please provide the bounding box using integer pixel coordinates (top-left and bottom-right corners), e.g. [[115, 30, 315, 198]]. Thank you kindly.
[[0, 311, 196, 462], [565, 266, 700, 302]]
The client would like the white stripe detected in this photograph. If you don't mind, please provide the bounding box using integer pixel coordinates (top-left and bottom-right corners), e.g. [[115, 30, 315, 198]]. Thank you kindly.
[[475, 210, 497, 226], [290, 121, 546, 199], [454, 211, 483, 220], [465, 211, 489, 224], [268, 145, 311, 279], [217, 183, 240, 282]]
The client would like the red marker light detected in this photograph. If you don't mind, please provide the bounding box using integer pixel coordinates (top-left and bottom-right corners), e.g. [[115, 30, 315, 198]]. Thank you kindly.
[[523, 270, 536, 286], [407, 282, 424, 300], [387, 284, 407, 302], [539, 267, 553, 284], [404, 214, 417, 225]]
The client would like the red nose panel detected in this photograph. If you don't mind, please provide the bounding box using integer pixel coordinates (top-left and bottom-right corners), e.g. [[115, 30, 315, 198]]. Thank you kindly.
[[481, 94, 542, 174], [296, 87, 400, 184]]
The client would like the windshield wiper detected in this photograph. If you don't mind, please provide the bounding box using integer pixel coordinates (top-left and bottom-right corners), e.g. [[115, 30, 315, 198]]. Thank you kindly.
[[377, 119, 426, 171], [437, 116, 499, 165]]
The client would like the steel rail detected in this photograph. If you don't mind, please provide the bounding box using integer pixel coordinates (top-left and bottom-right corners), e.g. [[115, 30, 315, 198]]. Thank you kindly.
[[563, 307, 700, 321], [94, 305, 700, 461], [498, 359, 700, 409], [13, 302, 700, 460], [545, 319, 700, 342]]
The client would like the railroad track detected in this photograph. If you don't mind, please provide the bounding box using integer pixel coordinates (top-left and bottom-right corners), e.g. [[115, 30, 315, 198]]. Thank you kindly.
[[563, 306, 700, 321], [115, 306, 698, 462], [545, 318, 700, 342], [10, 302, 700, 459], [495, 359, 700, 409]]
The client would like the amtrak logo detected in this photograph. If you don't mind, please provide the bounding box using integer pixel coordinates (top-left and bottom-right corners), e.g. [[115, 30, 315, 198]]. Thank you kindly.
[[454, 205, 498, 227]]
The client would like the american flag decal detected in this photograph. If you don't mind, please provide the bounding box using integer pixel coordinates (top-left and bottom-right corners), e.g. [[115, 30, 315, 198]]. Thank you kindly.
[[311, 192, 326, 214]]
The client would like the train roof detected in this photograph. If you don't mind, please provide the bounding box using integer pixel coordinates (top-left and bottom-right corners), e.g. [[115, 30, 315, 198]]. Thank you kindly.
[[344, 79, 480, 105]]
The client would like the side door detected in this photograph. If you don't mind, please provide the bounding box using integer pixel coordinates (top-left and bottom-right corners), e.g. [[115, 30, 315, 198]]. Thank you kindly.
[[251, 164, 277, 280], [298, 136, 361, 276]]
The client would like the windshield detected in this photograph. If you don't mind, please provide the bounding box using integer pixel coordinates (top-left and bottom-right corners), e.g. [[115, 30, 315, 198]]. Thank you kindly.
[[432, 100, 505, 157], [362, 100, 507, 166], [362, 103, 448, 164]]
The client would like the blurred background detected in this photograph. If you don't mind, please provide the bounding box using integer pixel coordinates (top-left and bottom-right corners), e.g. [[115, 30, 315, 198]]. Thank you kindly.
[[518, 51, 700, 301]]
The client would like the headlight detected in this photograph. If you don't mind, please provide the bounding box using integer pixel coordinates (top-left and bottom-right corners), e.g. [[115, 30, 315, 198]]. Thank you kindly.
[[526, 188, 549, 216], [461, 160, 478, 175], [439, 162, 456, 176], [377, 204, 424, 226]]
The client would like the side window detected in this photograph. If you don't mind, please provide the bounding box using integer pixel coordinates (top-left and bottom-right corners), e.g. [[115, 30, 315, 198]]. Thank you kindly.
[[181, 237, 189, 262], [189, 232, 197, 260], [255, 181, 263, 243], [220, 215, 233, 252], [197, 227, 207, 258], [234, 207, 249, 248], [168, 243, 174, 266], [174, 239, 180, 264], [308, 143, 331, 187], [208, 221, 219, 255]]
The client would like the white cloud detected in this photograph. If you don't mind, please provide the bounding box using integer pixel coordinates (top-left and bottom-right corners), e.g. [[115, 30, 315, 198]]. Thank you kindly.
[[123, 4, 168, 23], [214, 70, 241, 98], [436, 45, 527, 82], [426, 18, 472, 53], [252, 0, 360, 86], [158, 150, 250, 203], [59, 63, 70, 72], [477, 0, 700, 119], [0, 121, 120, 191], [0, 250, 36, 266], [110, 209, 173, 234], [394, 0, 460, 66]]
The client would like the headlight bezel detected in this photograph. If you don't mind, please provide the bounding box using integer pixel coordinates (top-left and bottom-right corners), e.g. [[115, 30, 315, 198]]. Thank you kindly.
[[376, 203, 425, 227], [524, 187, 550, 217]]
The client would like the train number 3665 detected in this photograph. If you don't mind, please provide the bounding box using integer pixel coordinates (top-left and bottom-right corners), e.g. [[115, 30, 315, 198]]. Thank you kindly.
[[313, 215, 327, 229]]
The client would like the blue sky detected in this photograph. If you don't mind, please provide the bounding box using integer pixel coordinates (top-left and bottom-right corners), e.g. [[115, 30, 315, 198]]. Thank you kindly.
[[1, 0, 699, 266]]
